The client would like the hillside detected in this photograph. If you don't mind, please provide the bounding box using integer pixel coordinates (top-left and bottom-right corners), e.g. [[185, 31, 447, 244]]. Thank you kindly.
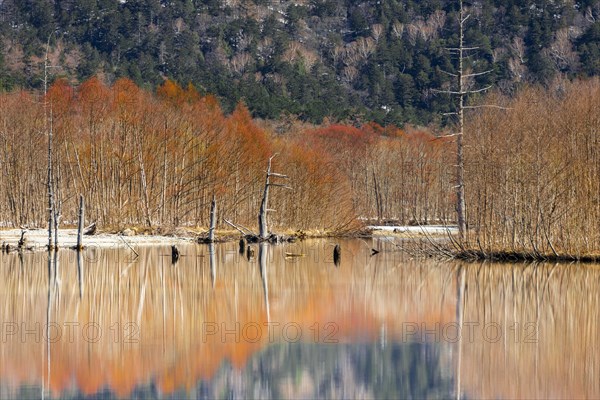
[[1, 0, 599, 125]]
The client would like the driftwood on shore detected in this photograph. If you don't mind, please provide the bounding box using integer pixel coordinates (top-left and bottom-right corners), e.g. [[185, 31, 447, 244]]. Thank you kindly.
[[245, 232, 297, 244], [224, 219, 253, 236], [84, 222, 96, 236], [224, 216, 297, 245]]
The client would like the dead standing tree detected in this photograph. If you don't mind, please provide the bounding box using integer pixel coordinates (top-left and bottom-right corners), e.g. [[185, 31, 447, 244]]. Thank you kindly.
[[437, 0, 495, 240], [259, 154, 291, 240], [43, 33, 59, 250]]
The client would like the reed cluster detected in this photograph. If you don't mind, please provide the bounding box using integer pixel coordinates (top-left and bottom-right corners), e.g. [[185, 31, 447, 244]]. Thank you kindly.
[[463, 79, 600, 258], [0, 78, 453, 233]]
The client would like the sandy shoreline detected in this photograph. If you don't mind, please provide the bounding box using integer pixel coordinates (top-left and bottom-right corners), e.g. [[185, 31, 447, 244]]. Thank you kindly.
[[368, 225, 458, 236]]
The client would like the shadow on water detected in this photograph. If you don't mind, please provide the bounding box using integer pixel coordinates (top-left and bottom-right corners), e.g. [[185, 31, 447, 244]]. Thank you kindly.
[[0, 239, 598, 399]]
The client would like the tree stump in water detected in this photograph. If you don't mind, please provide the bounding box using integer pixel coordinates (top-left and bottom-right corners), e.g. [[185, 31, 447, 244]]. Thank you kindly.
[[77, 195, 85, 250], [17, 230, 27, 250]]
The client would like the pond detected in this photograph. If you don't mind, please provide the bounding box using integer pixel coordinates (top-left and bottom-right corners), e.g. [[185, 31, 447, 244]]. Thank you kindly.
[[0, 238, 598, 399]]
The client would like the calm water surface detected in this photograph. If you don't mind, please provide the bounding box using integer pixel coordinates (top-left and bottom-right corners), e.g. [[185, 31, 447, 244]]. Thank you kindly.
[[0, 238, 598, 399]]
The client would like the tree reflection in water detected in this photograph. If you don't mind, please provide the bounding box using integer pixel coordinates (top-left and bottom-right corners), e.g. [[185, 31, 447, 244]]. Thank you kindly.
[[0, 239, 597, 399]]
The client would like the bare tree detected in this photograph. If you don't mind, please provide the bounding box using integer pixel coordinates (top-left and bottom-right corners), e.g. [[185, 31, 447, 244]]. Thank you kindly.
[[355, 37, 376, 60], [546, 28, 579, 72], [510, 36, 526, 63], [429, 10, 447, 33], [44, 34, 57, 250], [258, 154, 291, 240], [371, 24, 383, 43], [283, 41, 302, 64], [391, 21, 404, 39], [437, 1, 495, 239], [229, 52, 251, 75]]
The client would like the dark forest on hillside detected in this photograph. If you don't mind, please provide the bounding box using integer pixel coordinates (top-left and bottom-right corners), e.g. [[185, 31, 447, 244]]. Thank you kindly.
[[2, 0, 600, 125]]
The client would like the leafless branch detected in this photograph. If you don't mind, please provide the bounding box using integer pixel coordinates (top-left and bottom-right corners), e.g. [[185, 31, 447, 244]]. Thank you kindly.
[[268, 172, 289, 178], [268, 183, 292, 190], [464, 105, 512, 110], [440, 69, 458, 77], [446, 46, 480, 51], [463, 69, 493, 78]]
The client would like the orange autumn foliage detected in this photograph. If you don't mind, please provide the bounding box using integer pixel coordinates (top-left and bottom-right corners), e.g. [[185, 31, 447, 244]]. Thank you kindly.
[[157, 79, 200, 105], [0, 77, 455, 230]]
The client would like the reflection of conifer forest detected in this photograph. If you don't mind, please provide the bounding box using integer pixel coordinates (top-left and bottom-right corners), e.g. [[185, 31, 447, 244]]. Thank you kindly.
[[1, 241, 599, 398], [2, 2, 600, 399], [199, 342, 455, 399]]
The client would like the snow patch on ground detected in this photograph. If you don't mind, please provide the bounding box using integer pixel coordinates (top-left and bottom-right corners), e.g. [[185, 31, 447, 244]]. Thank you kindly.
[[0, 228, 192, 250], [368, 225, 458, 235]]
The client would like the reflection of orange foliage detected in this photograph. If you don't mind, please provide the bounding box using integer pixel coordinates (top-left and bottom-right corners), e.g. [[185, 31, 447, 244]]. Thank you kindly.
[[0, 241, 455, 397]]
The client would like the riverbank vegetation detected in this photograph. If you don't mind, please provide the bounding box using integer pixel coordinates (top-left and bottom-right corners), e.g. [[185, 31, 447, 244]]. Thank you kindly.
[[414, 77, 600, 261], [2, 76, 600, 259], [0, 77, 452, 235], [461, 78, 600, 260]]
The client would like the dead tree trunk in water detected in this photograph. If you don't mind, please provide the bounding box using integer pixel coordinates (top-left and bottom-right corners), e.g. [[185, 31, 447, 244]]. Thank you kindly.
[[44, 35, 54, 251], [208, 194, 216, 243], [456, 0, 468, 240], [171, 245, 180, 264], [258, 154, 291, 240], [333, 244, 341, 267], [46, 111, 54, 250]]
